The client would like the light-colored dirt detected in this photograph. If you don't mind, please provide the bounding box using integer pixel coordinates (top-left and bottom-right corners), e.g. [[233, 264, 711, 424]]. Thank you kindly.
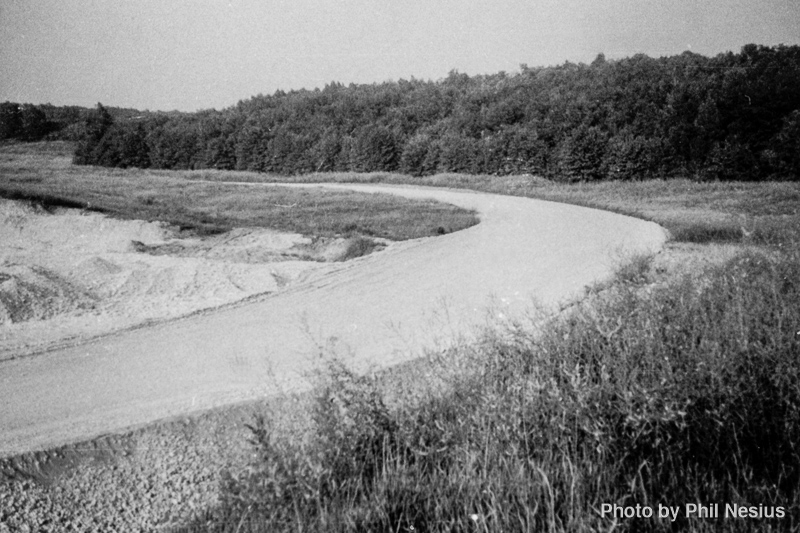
[[0, 184, 667, 457], [0, 199, 370, 358]]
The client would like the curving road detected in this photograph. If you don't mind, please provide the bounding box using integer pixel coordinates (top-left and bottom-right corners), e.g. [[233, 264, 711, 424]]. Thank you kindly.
[[0, 184, 667, 457]]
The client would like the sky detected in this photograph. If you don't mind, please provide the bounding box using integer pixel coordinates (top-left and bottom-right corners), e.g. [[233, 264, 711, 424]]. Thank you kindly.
[[1, 0, 798, 112]]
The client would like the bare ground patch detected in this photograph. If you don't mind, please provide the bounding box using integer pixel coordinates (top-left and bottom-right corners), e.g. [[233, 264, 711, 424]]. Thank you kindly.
[[0, 198, 387, 358]]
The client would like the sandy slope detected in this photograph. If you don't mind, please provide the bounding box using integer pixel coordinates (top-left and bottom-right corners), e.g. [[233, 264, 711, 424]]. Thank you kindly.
[[0, 184, 667, 456], [0, 199, 347, 358]]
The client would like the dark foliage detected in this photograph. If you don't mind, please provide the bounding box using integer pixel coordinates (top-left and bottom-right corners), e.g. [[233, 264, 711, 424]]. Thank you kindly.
[[0, 101, 146, 143], [74, 45, 800, 181], [0, 102, 55, 141]]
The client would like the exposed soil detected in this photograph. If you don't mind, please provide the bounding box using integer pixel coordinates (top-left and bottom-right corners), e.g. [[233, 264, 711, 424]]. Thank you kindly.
[[0, 199, 385, 359]]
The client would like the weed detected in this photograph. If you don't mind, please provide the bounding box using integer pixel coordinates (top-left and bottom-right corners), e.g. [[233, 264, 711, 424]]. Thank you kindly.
[[183, 245, 800, 532], [337, 236, 380, 262], [614, 252, 655, 285]]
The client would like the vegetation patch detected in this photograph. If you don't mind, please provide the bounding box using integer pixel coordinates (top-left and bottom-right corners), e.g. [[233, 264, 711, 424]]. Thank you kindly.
[[0, 143, 478, 241], [191, 170, 800, 245], [182, 244, 800, 532], [337, 236, 382, 262]]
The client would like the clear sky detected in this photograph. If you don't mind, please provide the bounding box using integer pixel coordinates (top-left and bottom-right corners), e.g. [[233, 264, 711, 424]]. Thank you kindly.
[[1, 0, 798, 112]]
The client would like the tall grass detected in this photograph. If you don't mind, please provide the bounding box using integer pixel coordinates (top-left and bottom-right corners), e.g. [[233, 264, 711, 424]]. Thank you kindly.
[[184, 243, 800, 532]]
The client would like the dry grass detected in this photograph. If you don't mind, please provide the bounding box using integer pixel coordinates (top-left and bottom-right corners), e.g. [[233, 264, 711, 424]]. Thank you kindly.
[[0, 142, 478, 240], [192, 168, 800, 246]]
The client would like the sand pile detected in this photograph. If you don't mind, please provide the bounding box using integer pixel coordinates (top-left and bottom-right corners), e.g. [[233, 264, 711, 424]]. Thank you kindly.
[[0, 264, 95, 325], [0, 199, 346, 358], [139, 228, 385, 263]]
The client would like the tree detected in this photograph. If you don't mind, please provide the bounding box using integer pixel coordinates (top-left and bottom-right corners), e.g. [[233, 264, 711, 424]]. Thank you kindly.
[[490, 126, 548, 175], [552, 124, 609, 181], [308, 127, 342, 172], [114, 122, 151, 168], [399, 133, 436, 176], [73, 103, 114, 165], [702, 138, 759, 181], [436, 133, 480, 174], [0, 102, 21, 140], [205, 135, 236, 170], [769, 110, 800, 179], [349, 125, 400, 172], [19, 104, 51, 140], [604, 130, 665, 180]]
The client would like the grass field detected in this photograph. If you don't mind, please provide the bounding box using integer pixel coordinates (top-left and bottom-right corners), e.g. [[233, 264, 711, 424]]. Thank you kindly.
[[0, 142, 478, 241]]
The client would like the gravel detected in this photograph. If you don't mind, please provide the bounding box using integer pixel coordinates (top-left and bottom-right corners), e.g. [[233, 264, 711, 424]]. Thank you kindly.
[[0, 400, 285, 532]]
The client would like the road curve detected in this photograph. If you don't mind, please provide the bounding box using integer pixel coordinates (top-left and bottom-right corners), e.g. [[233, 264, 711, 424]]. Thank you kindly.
[[0, 184, 667, 457]]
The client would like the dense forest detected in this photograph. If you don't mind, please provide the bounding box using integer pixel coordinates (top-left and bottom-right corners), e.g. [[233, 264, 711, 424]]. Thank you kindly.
[[6, 44, 800, 181]]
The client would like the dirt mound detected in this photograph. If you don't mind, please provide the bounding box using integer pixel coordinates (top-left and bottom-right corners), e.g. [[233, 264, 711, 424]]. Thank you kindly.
[[0, 199, 351, 356], [136, 228, 385, 263], [0, 264, 95, 325], [71, 255, 287, 312], [132, 227, 310, 262], [75, 256, 124, 279]]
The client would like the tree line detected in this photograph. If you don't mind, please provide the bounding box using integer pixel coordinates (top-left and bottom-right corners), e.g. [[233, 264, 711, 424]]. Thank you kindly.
[[13, 44, 800, 181], [0, 102, 144, 143]]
